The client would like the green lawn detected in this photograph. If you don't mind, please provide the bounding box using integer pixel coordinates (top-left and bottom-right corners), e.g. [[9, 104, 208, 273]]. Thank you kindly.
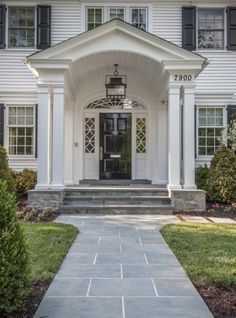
[[161, 223, 236, 289], [22, 222, 78, 282]]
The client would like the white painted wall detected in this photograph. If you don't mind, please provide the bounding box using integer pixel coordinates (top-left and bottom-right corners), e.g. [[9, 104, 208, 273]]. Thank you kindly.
[[0, 0, 236, 173]]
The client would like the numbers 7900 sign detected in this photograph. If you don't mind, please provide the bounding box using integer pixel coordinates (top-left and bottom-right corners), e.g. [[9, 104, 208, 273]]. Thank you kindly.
[[174, 74, 192, 81]]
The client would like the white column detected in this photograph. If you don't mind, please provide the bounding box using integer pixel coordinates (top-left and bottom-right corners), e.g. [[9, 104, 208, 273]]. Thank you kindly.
[[51, 86, 65, 189], [168, 85, 181, 190], [183, 85, 197, 189], [36, 85, 50, 189]]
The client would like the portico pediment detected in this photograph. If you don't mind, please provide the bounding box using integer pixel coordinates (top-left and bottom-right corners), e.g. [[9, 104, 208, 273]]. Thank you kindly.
[[27, 19, 206, 69]]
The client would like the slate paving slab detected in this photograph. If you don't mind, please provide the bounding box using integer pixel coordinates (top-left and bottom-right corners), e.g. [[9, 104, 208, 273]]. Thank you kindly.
[[34, 215, 213, 318]]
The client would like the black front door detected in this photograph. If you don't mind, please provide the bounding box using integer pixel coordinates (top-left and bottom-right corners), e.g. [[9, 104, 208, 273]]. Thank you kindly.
[[100, 113, 131, 179]]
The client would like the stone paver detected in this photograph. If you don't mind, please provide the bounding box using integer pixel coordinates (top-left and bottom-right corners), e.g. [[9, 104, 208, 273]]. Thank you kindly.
[[182, 216, 209, 223], [34, 215, 214, 318], [208, 217, 236, 224]]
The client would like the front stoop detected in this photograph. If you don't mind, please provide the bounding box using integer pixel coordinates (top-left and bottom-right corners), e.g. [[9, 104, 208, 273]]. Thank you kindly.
[[58, 187, 173, 215], [28, 187, 206, 214]]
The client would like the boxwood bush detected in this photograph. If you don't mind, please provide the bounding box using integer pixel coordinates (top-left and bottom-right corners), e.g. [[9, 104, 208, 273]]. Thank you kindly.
[[0, 180, 29, 313], [0, 146, 16, 192], [205, 145, 236, 203]]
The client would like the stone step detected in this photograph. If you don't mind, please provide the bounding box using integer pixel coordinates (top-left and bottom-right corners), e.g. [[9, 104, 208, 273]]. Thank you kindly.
[[63, 196, 171, 206], [58, 204, 173, 215], [65, 188, 169, 197]]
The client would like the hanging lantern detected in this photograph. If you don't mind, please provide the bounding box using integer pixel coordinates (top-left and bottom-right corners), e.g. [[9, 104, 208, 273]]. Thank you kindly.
[[105, 64, 127, 99]]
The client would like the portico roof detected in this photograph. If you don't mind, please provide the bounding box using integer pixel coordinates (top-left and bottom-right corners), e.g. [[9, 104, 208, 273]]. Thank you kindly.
[[27, 18, 207, 71]]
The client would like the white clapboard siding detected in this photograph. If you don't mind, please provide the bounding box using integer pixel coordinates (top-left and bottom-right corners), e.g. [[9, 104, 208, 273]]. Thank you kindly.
[[196, 52, 236, 94], [0, 50, 37, 93], [9, 159, 38, 172], [152, 1, 184, 46], [51, 1, 81, 46]]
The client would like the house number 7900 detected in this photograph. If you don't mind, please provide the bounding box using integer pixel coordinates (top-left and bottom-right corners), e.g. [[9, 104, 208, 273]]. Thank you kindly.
[[174, 74, 192, 81]]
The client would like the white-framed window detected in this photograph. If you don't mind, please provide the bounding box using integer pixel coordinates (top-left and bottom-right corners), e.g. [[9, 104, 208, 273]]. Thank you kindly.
[[109, 7, 125, 20], [197, 8, 225, 50], [85, 5, 149, 31], [8, 106, 35, 156], [8, 7, 35, 48], [86, 7, 103, 31], [131, 8, 148, 31], [197, 107, 225, 157]]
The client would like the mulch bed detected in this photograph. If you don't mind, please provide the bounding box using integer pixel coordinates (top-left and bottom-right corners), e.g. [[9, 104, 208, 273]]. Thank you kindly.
[[175, 203, 236, 219], [196, 284, 236, 318], [1, 280, 49, 318]]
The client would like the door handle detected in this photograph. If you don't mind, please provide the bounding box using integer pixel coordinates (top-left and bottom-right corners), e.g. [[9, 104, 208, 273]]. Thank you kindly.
[[100, 147, 103, 160]]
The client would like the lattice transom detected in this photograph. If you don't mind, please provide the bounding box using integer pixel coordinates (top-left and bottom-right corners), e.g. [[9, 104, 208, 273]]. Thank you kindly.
[[84, 117, 95, 153], [86, 98, 145, 110], [136, 118, 146, 154]]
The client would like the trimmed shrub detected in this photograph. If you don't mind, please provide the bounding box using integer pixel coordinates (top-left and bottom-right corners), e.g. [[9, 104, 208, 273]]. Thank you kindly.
[[195, 165, 209, 190], [0, 146, 16, 192], [206, 145, 236, 203], [0, 180, 29, 313], [15, 169, 37, 196]]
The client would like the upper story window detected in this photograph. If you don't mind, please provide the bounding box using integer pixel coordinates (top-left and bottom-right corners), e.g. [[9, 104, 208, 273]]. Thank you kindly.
[[197, 107, 225, 156], [131, 8, 147, 31], [8, 106, 35, 156], [86, 6, 148, 31], [87, 7, 103, 31], [109, 7, 125, 20], [8, 7, 35, 48], [198, 9, 224, 49]]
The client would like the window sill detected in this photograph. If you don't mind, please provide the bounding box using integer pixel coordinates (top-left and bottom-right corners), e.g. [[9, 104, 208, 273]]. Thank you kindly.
[[8, 156, 36, 160], [194, 49, 228, 53], [5, 48, 39, 52]]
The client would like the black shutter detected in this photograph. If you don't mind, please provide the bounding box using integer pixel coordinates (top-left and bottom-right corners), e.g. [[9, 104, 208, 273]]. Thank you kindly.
[[35, 104, 38, 158], [227, 7, 236, 50], [182, 6, 196, 51], [37, 5, 51, 49], [0, 5, 6, 49], [227, 105, 236, 124], [0, 104, 5, 146]]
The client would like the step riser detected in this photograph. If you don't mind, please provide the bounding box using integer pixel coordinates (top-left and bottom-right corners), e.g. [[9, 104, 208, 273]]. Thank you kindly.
[[63, 199, 171, 206], [58, 208, 173, 215], [65, 191, 169, 197]]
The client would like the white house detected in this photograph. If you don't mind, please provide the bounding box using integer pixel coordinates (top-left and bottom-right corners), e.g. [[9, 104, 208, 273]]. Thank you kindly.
[[0, 1, 236, 212]]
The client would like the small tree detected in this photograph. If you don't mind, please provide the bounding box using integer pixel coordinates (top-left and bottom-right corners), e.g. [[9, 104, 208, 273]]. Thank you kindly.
[[0, 180, 29, 313], [0, 146, 16, 192], [206, 145, 236, 203]]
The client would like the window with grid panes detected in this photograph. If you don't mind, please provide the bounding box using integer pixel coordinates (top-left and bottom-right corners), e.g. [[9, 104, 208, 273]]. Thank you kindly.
[[198, 9, 224, 49], [198, 107, 224, 156], [8, 106, 34, 156], [8, 7, 35, 48], [109, 8, 125, 20], [131, 8, 147, 31], [87, 8, 103, 31]]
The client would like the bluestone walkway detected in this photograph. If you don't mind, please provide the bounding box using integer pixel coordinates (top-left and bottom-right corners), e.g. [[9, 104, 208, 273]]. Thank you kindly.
[[34, 215, 214, 318]]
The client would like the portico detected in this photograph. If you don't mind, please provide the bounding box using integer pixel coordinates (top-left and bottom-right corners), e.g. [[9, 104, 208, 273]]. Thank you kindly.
[[27, 19, 207, 211]]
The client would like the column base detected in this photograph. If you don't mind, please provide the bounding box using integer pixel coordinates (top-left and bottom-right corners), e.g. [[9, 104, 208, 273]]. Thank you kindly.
[[28, 189, 64, 209], [183, 185, 197, 190], [170, 189, 206, 212], [168, 184, 182, 190]]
